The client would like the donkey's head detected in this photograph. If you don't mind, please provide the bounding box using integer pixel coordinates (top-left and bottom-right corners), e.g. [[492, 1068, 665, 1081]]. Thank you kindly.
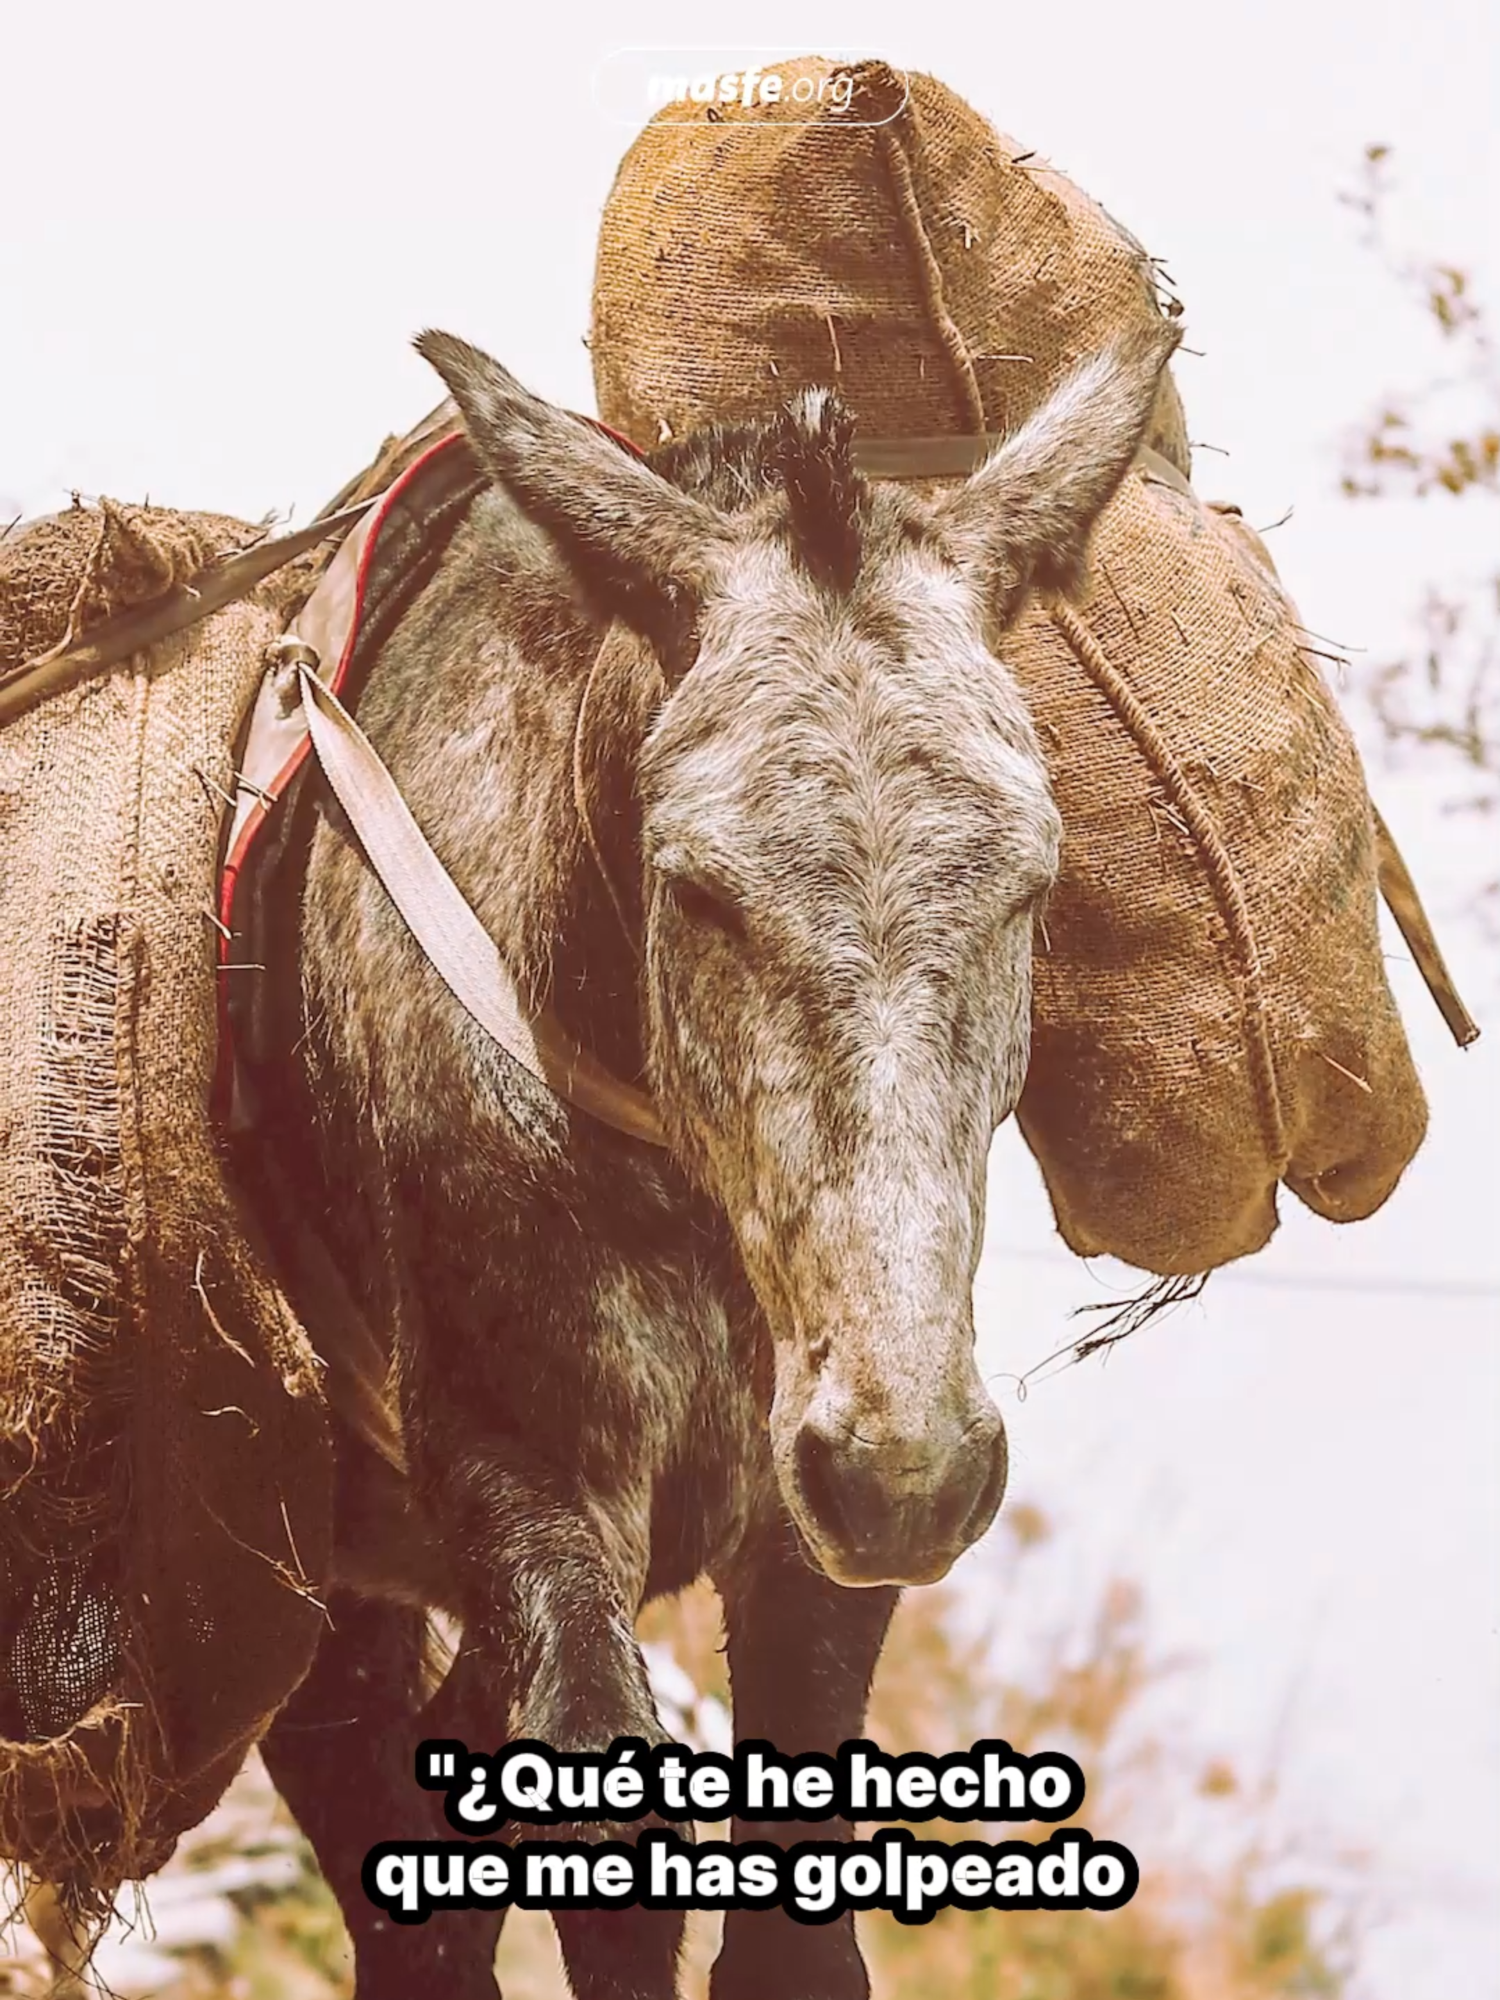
[[419, 323, 1176, 1587]]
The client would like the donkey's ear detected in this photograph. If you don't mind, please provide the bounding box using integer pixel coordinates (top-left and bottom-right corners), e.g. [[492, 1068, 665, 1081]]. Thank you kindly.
[[936, 321, 1182, 628], [416, 331, 729, 661]]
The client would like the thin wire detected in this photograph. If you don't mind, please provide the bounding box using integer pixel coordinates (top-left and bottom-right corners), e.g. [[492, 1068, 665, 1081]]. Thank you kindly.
[[985, 1243, 1500, 1302]]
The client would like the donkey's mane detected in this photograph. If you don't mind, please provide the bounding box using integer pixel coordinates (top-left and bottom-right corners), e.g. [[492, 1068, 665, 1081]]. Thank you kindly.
[[649, 388, 867, 595]]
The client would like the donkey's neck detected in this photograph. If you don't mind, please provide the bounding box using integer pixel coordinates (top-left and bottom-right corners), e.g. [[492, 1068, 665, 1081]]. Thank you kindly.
[[306, 485, 651, 1105]]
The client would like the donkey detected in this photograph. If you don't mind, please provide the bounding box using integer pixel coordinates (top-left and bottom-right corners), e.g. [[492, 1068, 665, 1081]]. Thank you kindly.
[[250, 320, 1177, 2000]]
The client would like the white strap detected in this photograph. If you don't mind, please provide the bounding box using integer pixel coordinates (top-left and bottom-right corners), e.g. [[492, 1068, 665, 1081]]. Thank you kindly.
[[297, 665, 669, 1147]]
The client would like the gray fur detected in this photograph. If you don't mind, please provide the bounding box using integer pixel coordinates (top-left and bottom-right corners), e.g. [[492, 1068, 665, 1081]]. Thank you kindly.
[[260, 327, 1174, 2000]]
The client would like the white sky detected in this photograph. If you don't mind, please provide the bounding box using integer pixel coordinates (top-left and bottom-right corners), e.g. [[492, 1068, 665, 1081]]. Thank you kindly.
[[6, 4, 1497, 1996]]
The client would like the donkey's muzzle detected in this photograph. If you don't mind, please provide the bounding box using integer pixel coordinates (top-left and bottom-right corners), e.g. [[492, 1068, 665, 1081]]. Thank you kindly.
[[792, 1406, 1008, 1588]]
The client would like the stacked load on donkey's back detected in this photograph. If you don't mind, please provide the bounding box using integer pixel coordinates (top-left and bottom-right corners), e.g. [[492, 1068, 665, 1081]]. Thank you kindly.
[[4, 314, 1185, 1992], [0, 52, 1474, 1976], [0, 503, 332, 1909], [591, 55, 1436, 1273]]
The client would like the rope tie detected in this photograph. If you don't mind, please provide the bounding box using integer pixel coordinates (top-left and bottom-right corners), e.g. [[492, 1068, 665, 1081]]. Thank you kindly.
[[1046, 596, 1290, 1173], [870, 81, 988, 434]]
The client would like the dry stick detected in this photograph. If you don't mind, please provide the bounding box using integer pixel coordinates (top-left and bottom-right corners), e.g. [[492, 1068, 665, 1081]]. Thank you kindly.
[[279, 1497, 316, 1597], [199, 1497, 328, 1619], [192, 1250, 256, 1368], [192, 765, 236, 810], [1292, 620, 1364, 652], [1317, 1050, 1373, 1094], [1373, 807, 1480, 1047], [0, 503, 370, 728], [231, 768, 276, 805], [202, 1404, 260, 1434], [1100, 561, 1142, 641]]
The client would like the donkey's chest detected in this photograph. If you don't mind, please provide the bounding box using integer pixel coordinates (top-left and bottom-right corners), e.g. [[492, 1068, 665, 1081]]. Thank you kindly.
[[587, 1255, 778, 1586], [339, 1243, 771, 1614], [415, 1215, 770, 1523], [541, 1251, 767, 1498]]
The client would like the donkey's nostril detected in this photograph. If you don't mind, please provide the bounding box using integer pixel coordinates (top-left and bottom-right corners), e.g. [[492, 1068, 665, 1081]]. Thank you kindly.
[[954, 1417, 1008, 1546], [791, 1403, 1007, 1584], [794, 1421, 852, 1547]]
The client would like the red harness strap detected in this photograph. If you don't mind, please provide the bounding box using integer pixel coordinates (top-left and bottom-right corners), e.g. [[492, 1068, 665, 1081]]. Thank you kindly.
[[213, 415, 652, 1123]]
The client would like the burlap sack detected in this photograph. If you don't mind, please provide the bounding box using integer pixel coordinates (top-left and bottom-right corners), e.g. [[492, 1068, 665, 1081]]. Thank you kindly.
[[1006, 473, 1426, 1272], [592, 56, 1191, 474], [0, 504, 331, 1910], [592, 61, 1428, 1274]]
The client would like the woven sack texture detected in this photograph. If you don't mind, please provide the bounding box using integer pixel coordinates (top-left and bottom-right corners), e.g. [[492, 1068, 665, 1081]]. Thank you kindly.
[[592, 56, 1191, 473], [1004, 472, 1426, 1271], [0, 503, 331, 1909]]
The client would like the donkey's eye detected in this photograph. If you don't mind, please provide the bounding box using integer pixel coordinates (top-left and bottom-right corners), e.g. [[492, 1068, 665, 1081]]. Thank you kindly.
[[668, 875, 748, 944]]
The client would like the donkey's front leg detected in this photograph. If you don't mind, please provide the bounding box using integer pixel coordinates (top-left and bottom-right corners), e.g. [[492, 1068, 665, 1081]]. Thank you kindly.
[[712, 1526, 898, 2000], [425, 1441, 663, 1751], [421, 1443, 685, 2000], [261, 1592, 507, 2000]]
